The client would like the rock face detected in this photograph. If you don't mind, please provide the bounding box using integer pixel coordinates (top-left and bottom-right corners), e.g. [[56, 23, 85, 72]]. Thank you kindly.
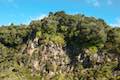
[[24, 37, 120, 79], [26, 40, 70, 79], [1, 11, 120, 80]]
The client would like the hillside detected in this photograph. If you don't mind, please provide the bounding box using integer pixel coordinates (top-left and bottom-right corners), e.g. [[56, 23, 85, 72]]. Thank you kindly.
[[0, 11, 120, 80]]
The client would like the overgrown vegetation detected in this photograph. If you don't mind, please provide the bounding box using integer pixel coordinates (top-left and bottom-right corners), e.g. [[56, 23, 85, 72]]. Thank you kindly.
[[0, 11, 120, 80]]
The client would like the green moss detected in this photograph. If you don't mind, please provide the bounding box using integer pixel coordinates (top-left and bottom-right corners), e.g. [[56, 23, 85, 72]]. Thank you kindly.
[[36, 31, 42, 38], [52, 73, 65, 80], [50, 34, 65, 45], [87, 46, 98, 55]]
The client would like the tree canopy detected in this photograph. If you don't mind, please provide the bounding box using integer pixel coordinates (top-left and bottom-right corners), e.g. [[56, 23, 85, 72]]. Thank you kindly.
[[0, 11, 120, 80]]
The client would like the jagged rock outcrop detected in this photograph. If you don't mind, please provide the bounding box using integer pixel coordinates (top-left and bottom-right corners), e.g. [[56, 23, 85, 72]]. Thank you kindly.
[[25, 39, 70, 79], [0, 11, 120, 80]]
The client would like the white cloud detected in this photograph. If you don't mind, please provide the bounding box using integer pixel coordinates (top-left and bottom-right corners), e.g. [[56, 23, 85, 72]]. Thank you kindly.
[[86, 0, 100, 7], [25, 14, 48, 24], [30, 14, 47, 21], [110, 18, 120, 27], [36, 14, 47, 20], [86, 0, 113, 7], [107, 0, 112, 5], [93, 0, 99, 7]]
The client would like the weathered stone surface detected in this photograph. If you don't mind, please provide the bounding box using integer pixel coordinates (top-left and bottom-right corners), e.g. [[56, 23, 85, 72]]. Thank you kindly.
[[25, 40, 70, 78]]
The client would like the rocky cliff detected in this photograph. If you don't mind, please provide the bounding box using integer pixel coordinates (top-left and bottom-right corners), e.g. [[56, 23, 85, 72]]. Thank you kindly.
[[0, 11, 120, 80]]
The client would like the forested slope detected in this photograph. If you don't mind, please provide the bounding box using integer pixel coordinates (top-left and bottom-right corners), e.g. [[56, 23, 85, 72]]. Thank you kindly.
[[0, 11, 120, 80]]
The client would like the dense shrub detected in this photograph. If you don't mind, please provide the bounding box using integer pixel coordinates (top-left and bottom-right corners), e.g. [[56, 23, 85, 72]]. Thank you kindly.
[[0, 11, 120, 80]]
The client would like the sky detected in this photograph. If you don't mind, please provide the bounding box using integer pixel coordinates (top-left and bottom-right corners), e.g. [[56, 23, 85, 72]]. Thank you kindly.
[[0, 0, 120, 27]]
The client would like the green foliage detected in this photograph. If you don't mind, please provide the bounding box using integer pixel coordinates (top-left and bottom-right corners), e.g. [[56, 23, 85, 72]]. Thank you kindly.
[[0, 26, 30, 47], [78, 22, 107, 47], [0, 11, 120, 80], [36, 31, 42, 38], [87, 46, 98, 55], [51, 34, 65, 45], [105, 28, 120, 54]]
